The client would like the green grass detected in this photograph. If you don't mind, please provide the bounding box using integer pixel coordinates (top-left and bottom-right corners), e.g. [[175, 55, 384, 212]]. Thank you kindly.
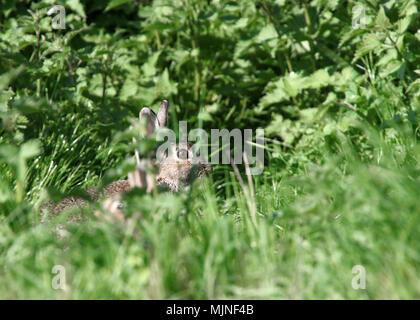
[[0, 0, 419, 299], [1, 123, 419, 299]]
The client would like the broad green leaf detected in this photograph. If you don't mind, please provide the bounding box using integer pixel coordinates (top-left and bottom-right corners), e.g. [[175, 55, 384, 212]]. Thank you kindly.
[[20, 140, 40, 160], [141, 51, 161, 78], [407, 79, 420, 94], [353, 33, 382, 62], [379, 60, 405, 78], [304, 69, 331, 89], [68, 0, 86, 18], [105, 0, 134, 12], [156, 69, 177, 97], [375, 7, 391, 29], [0, 144, 19, 164], [397, 16, 412, 33], [255, 25, 277, 43]]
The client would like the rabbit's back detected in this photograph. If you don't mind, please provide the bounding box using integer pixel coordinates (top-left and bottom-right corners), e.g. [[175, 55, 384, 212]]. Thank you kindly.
[[40, 179, 131, 216], [40, 100, 211, 218]]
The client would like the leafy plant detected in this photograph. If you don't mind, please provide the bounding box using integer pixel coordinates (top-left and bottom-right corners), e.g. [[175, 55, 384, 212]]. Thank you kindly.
[[0, 0, 419, 299]]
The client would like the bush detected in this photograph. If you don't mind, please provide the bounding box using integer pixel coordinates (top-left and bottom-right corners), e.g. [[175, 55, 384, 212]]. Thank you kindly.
[[0, 0, 419, 299]]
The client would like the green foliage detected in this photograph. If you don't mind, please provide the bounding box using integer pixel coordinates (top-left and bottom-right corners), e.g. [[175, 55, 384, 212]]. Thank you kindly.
[[0, 0, 419, 298]]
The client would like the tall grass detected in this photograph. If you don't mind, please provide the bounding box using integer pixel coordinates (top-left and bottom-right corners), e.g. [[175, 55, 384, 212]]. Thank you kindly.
[[1, 118, 419, 299], [0, 0, 419, 299]]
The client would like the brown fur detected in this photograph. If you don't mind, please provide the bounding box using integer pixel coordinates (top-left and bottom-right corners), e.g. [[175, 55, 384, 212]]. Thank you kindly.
[[40, 100, 211, 221], [39, 180, 131, 218]]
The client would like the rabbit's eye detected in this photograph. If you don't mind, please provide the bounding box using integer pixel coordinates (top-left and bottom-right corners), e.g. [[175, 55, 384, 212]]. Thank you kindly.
[[177, 149, 189, 160]]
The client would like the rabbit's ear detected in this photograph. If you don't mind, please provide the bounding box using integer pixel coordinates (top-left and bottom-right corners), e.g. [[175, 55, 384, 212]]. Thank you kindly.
[[127, 160, 155, 193], [139, 107, 159, 136], [157, 99, 168, 127], [127, 168, 147, 189]]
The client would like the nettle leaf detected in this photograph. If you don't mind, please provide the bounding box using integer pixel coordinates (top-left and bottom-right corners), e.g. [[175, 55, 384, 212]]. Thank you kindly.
[[258, 81, 290, 109], [397, 16, 412, 34], [136, 87, 156, 106], [197, 110, 213, 122], [299, 108, 318, 124], [339, 27, 366, 48], [120, 79, 139, 101], [9, 97, 54, 114], [377, 49, 398, 68], [407, 109, 418, 125], [282, 76, 302, 97], [259, 70, 334, 108], [67, 0, 86, 18], [345, 82, 360, 104], [379, 60, 405, 78], [105, 0, 134, 12], [169, 49, 191, 70], [323, 121, 337, 135], [407, 79, 420, 95], [303, 69, 332, 89], [331, 67, 359, 89], [255, 24, 277, 43], [0, 88, 14, 112], [0, 144, 19, 164], [234, 40, 252, 59], [156, 69, 177, 97], [399, 0, 418, 17], [396, 33, 405, 53], [20, 140, 41, 160], [394, 61, 407, 80], [139, 3, 177, 25], [234, 17, 249, 29], [141, 51, 161, 78], [375, 7, 392, 29], [352, 33, 382, 63], [265, 114, 283, 135], [266, 115, 301, 144], [0, 66, 24, 91]]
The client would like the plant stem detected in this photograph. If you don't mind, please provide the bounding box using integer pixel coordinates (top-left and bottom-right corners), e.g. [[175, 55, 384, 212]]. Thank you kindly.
[[102, 73, 107, 105]]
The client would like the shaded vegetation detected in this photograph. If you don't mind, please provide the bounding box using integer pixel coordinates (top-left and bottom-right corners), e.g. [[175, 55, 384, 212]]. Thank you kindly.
[[0, 0, 419, 298]]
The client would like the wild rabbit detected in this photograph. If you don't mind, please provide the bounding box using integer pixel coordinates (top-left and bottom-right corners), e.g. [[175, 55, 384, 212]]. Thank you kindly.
[[40, 100, 211, 222]]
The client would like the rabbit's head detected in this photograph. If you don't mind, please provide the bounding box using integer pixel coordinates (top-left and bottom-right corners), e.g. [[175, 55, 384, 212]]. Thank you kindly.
[[157, 140, 211, 191], [129, 100, 211, 192]]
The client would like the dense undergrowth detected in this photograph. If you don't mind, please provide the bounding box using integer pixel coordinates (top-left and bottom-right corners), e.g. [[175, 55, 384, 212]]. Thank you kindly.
[[0, 0, 419, 299]]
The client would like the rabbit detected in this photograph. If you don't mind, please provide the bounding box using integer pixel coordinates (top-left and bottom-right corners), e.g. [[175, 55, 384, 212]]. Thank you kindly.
[[40, 100, 211, 222]]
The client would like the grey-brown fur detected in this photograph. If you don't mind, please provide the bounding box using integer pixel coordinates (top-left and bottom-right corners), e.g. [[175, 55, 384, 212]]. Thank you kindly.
[[40, 100, 211, 220], [40, 180, 131, 215]]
